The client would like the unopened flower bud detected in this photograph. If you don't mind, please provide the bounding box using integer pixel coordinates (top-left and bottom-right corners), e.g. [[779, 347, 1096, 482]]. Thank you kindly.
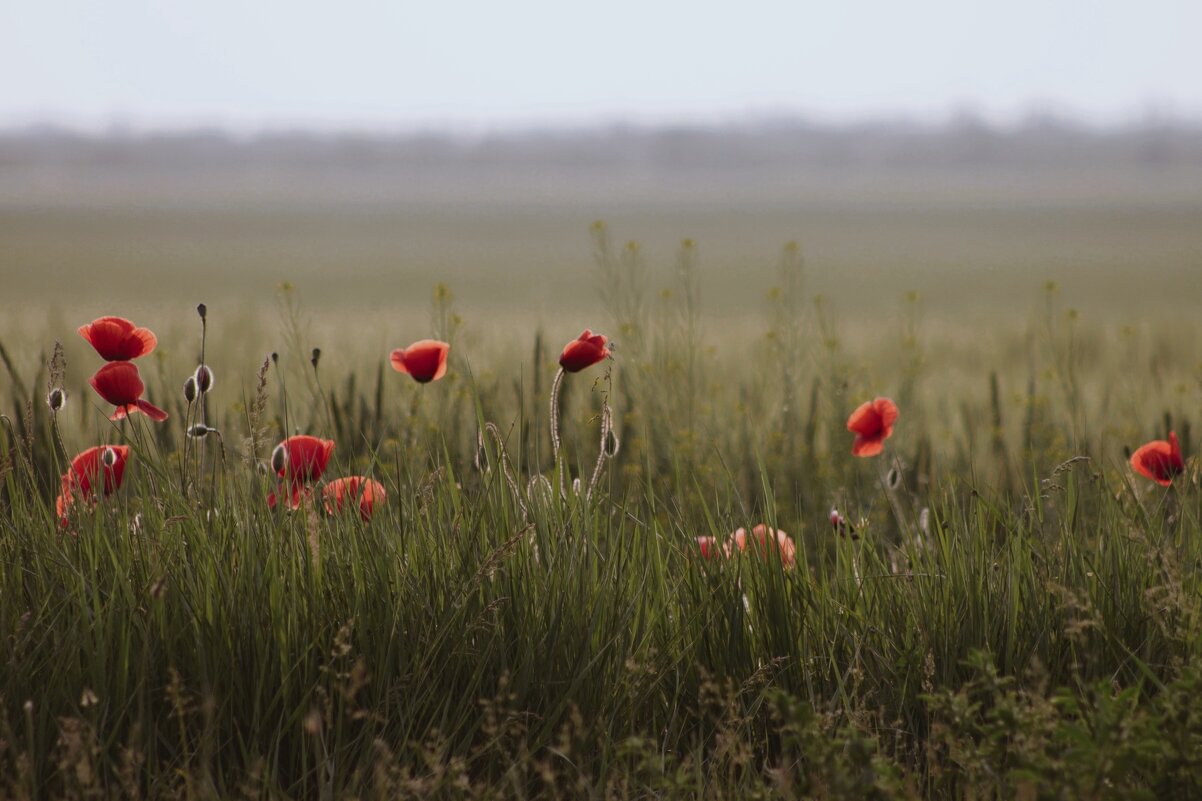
[[47, 387, 67, 412], [183, 376, 198, 404], [102, 447, 119, 468], [194, 364, 214, 394], [271, 443, 288, 474], [310, 348, 321, 369], [187, 424, 213, 439], [197, 303, 207, 320]]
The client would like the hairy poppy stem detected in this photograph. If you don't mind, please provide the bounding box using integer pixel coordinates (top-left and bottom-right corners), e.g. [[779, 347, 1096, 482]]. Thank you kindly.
[[549, 367, 566, 498], [478, 422, 527, 519]]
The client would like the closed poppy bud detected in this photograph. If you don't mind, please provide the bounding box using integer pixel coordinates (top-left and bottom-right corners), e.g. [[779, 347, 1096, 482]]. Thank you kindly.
[[271, 442, 288, 474], [183, 376, 198, 404], [311, 348, 321, 369], [47, 388, 67, 412], [101, 446, 119, 468], [558, 329, 610, 373], [187, 424, 213, 439], [194, 365, 214, 394], [197, 303, 207, 320]]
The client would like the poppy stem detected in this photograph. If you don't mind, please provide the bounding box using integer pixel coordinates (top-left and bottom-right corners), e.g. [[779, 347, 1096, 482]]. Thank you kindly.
[[549, 367, 566, 498], [479, 422, 527, 519]]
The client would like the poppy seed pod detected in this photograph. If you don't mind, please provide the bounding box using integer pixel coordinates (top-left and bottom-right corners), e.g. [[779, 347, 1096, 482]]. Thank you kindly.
[[271, 443, 288, 474], [194, 364, 214, 394], [183, 376, 198, 404], [47, 388, 67, 412]]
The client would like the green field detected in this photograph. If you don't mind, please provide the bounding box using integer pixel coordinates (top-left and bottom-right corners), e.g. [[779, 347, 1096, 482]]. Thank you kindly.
[[2, 128, 1202, 798]]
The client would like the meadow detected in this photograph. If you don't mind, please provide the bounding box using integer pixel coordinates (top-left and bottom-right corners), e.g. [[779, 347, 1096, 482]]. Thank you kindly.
[[2, 127, 1202, 798]]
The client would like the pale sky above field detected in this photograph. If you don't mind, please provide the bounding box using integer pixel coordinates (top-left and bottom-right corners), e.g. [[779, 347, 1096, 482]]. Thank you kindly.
[[2, 0, 1200, 131]]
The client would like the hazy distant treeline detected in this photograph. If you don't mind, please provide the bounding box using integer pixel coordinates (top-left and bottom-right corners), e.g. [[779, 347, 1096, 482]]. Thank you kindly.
[[4, 117, 1202, 173]]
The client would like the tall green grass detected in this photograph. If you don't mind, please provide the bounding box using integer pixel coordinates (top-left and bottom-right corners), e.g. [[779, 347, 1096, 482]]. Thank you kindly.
[[1, 228, 1201, 798]]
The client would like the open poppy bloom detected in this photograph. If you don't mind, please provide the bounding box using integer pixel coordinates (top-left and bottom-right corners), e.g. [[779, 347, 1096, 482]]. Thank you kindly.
[[89, 362, 169, 422], [1130, 431, 1185, 487], [390, 340, 450, 383], [78, 316, 157, 361], [268, 435, 336, 510], [846, 397, 899, 457], [56, 445, 130, 525], [725, 524, 796, 568], [323, 476, 387, 522], [559, 330, 610, 373]]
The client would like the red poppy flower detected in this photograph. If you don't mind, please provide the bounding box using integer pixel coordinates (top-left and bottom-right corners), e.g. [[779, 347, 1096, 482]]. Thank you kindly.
[[559, 329, 610, 373], [323, 476, 387, 522], [390, 340, 450, 383], [846, 397, 899, 457], [695, 535, 722, 561], [268, 435, 336, 509], [78, 316, 157, 361], [1130, 431, 1185, 487], [56, 445, 130, 524], [88, 362, 169, 422], [725, 524, 796, 568]]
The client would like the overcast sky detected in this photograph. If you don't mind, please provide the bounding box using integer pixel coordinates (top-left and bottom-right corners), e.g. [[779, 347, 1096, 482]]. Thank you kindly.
[[2, 0, 1200, 131]]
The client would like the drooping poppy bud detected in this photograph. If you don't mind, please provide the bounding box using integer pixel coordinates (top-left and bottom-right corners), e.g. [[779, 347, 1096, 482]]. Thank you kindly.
[[183, 376, 198, 404], [193, 364, 214, 394], [47, 388, 67, 412], [390, 340, 450, 383], [271, 442, 288, 474], [558, 329, 610, 373]]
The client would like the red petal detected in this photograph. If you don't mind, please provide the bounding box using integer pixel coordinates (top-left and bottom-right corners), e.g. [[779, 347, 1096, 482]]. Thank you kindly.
[[852, 433, 885, 457], [135, 399, 170, 422], [89, 362, 145, 407]]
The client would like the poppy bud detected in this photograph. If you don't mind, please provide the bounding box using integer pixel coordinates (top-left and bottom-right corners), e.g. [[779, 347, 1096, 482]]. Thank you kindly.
[[271, 442, 288, 474], [197, 303, 207, 321], [311, 348, 321, 369], [194, 364, 214, 394], [47, 388, 67, 412], [183, 376, 198, 404], [187, 424, 213, 439], [101, 447, 119, 468], [271, 352, 279, 365]]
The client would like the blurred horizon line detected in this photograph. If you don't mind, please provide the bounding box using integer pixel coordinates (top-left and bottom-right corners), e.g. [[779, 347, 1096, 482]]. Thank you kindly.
[[4, 104, 1202, 143]]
